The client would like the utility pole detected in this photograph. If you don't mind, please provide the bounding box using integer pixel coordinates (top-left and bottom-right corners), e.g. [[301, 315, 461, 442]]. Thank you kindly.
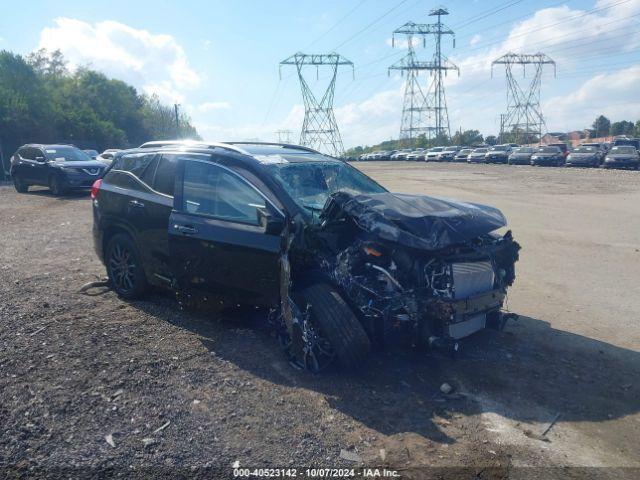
[[174, 103, 181, 138], [280, 52, 353, 157], [389, 7, 458, 146], [492, 53, 556, 145]]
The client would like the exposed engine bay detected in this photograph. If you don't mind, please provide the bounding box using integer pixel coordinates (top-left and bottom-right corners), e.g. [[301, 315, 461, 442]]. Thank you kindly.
[[286, 191, 521, 351]]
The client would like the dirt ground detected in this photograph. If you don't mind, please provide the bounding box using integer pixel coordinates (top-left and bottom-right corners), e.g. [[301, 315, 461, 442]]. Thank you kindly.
[[1, 162, 639, 479]]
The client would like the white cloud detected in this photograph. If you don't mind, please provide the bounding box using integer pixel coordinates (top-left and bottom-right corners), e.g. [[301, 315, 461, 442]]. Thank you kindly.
[[543, 65, 640, 130], [37, 18, 201, 103], [469, 34, 482, 47]]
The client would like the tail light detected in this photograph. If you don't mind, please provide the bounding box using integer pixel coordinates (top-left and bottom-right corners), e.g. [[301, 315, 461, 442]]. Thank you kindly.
[[91, 179, 102, 199]]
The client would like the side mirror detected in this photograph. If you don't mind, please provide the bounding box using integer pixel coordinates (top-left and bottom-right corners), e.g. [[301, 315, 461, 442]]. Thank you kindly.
[[257, 207, 284, 235]]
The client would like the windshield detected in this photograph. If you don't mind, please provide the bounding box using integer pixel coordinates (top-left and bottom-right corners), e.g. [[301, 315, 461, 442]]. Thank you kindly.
[[514, 147, 534, 153], [444, 147, 457, 151], [574, 147, 596, 153], [473, 148, 488, 153], [489, 145, 508, 151], [268, 161, 387, 218], [44, 147, 91, 162], [610, 146, 636, 154], [430, 147, 444, 152], [459, 149, 471, 154], [537, 147, 559, 153]]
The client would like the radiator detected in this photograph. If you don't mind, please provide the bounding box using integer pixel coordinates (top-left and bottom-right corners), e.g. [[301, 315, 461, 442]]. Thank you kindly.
[[451, 261, 495, 299]]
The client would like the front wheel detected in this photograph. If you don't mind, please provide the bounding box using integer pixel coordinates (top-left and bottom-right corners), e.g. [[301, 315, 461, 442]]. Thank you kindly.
[[105, 234, 149, 299], [13, 174, 29, 193], [286, 283, 370, 372]]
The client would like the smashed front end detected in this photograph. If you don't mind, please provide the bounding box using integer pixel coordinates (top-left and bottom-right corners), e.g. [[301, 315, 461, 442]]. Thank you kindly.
[[302, 191, 521, 350]]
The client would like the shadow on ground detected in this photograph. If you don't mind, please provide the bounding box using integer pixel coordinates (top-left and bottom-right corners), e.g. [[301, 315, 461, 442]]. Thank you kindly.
[[127, 293, 640, 447]]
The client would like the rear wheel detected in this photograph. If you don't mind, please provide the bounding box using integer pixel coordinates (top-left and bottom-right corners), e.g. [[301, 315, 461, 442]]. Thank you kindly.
[[105, 234, 148, 299], [285, 283, 370, 372], [13, 174, 29, 193], [49, 175, 65, 196]]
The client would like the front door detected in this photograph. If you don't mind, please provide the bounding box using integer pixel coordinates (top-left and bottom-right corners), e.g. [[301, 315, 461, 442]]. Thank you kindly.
[[168, 158, 283, 306]]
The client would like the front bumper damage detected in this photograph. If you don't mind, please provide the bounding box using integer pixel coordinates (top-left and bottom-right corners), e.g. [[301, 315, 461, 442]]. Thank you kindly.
[[283, 191, 521, 353]]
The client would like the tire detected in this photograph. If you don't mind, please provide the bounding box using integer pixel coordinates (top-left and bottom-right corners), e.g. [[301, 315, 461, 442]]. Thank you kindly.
[[297, 283, 370, 371], [13, 174, 29, 193], [105, 233, 149, 299], [49, 175, 65, 196]]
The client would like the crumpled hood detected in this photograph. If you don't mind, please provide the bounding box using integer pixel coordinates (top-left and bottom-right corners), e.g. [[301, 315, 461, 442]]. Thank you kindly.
[[321, 191, 507, 251]]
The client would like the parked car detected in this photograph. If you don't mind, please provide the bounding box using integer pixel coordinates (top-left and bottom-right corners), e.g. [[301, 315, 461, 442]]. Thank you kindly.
[[548, 142, 569, 159], [454, 148, 472, 162], [10, 144, 107, 195], [437, 146, 460, 162], [613, 137, 640, 151], [565, 146, 603, 168], [406, 149, 425, 161], [97, 149, 121, 167], [530, 146, 565, 166], [380, 150, 397, 161], [508, 147, 535, 165], [391, 149, 412, 161], [92, 142, 520, 371], [83, 149, 99, 159], [602, 146, 640, 170], [425, 147, 445, 161], [467, 148, 489, 163], [484, 145, 512, 164]]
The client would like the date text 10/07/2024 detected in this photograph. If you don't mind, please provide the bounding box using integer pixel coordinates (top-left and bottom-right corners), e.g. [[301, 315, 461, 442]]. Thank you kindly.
[[233, 468, 401, 478]]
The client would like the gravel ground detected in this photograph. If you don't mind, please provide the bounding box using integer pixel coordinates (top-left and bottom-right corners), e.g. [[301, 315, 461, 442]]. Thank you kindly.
[[1, 163, 639, 479]]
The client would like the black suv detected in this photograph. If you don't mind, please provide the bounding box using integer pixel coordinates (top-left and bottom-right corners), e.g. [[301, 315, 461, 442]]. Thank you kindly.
[[11, 144, 107, 195], [92, 142, 520, 371]]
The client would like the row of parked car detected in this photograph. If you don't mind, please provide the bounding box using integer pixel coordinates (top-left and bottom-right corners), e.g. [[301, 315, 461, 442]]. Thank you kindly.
[[7, 140, 190, 195], [358, 138, 640, 170]]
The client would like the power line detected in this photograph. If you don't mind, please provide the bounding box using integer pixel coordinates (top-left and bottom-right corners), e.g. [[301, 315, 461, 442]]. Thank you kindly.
[[306, 0, 370, 49]]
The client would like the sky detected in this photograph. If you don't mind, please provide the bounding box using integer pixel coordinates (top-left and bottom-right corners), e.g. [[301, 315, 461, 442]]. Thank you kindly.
[[1, 0, 639, 148]]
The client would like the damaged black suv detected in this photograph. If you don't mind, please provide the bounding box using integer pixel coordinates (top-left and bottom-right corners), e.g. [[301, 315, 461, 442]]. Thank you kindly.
[[92, 143, 520, 371]]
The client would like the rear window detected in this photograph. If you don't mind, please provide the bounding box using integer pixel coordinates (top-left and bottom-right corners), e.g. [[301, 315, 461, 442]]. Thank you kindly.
[[538, 147, 560, 153]]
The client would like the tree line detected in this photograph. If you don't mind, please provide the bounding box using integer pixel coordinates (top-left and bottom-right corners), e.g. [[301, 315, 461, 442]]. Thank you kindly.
[[591, 115, 640, 138], [0, 49, 199, 176]]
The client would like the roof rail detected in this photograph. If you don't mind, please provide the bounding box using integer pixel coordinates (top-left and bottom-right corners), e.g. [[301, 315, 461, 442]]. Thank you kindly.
[[224, 141, 320, 154]]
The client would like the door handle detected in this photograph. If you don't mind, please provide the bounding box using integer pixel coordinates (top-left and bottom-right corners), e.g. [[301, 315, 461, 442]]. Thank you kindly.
[[174, 224, 199, 235], [129, 199, 145, 208]]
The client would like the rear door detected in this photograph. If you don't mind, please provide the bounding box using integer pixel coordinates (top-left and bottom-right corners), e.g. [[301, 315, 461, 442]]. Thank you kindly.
[[169, 158, 283, 306]]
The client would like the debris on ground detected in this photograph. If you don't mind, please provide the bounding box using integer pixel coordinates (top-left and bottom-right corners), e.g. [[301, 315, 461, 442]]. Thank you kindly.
[[541, 412, 561, 437], [105, 434, 116, 448], [153, 421, 171, 434], [339, 449, 362, 463]]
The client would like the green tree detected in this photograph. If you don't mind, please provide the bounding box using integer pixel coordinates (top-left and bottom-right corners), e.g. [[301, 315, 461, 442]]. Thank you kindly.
[[485, 135, 498, 146], [635, 120, 640, 137], [592, 115, 611, 138], [0, 48, 200, 165], [610, 120, 635, 136], [452, 129, 483, 146]]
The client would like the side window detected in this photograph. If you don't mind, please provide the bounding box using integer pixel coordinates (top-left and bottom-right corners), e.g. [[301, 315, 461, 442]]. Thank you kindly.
[[153, 155, 178, 196], [181, 161, 266, 225], [119, 153, 156, 179], [139, 155, 159, 187], [20, 148, 35, 160]]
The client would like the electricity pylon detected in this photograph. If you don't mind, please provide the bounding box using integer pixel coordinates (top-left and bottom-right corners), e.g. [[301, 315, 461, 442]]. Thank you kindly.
[[280, 52, 353, 157], [275, 129, 294, 144], [389, 7, 458, 145], [492, 52, 556, 145]]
